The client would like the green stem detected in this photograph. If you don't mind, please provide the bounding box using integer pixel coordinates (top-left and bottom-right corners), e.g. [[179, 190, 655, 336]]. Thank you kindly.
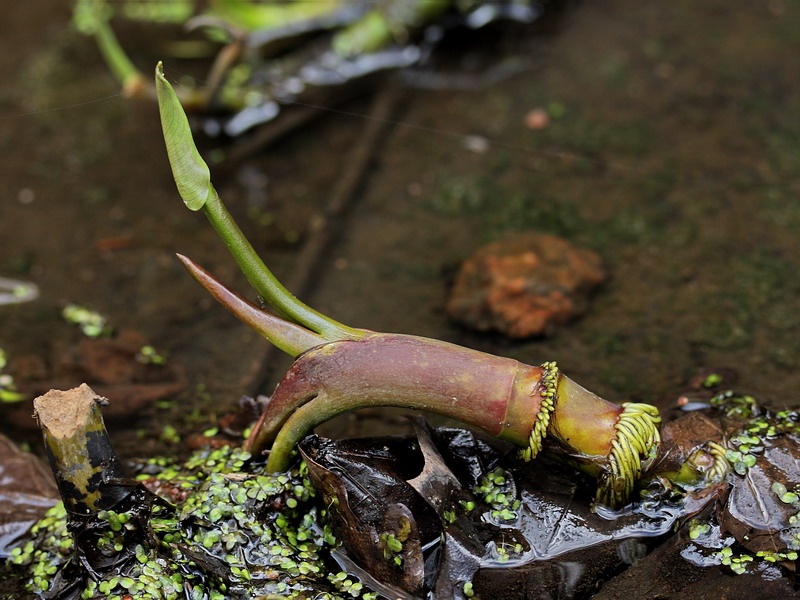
[[201, 191, 363, 342], [93, 20, 145, 94], [155, 62, 362, 342], [266, 394, 333, 472]]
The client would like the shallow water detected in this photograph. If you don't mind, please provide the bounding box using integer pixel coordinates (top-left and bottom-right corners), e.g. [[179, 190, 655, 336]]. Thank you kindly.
[[1, 1, 799, 483]]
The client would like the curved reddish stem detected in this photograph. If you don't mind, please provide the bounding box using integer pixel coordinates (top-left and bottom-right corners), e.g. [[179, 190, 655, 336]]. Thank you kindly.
[[245, 333, 544, 459]]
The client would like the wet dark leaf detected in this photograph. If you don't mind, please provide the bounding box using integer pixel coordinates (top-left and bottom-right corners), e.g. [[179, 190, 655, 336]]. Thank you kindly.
[[650, 412, 725, 474], [301, 425, 690, 599], [300, 435, 432, 597], [721, 434, 800, 554], [591, 523, 797, 600], [407, 420, 495, 600], [0, 433, 58, 557], [407, 418, 466, 516]]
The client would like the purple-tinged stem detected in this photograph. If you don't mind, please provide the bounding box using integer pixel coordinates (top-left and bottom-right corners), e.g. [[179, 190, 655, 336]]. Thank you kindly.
[[245, 333, 546, 463], [177, 254, 328, 357], [246, 336, 661, 507]]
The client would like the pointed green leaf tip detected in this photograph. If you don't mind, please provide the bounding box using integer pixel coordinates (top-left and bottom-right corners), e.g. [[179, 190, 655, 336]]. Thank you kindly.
[[155, 62, 213, 211]]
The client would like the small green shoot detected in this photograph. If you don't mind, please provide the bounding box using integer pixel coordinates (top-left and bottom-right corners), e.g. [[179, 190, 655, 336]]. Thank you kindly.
[[155, 63, 364, 344], [702, 372, 723, 388], [73, 0, 145, 94], [160, 425, 181, 444]]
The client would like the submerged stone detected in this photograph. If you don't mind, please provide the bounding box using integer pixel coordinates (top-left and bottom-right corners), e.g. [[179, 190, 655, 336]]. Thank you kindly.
[[446, 232, 606, 338]]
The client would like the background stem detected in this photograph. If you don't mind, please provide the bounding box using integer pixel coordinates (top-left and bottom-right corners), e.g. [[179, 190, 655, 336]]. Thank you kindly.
[[93, 21, 145, 96], [202, 190, 364, 342]]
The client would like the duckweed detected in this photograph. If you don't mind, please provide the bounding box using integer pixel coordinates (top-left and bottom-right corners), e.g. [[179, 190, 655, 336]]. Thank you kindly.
[[716, 546, 753, 575], [62, 304, 112, 338], [688, 519, 711, 540], [709, 391, 758, 419], [689, 393, 800, 574], [136, 345, 169, 365], [3, 444, 378, 599], [378, 532, 404, 569], [0, 347, 25, 403], [493, 539, 524, 563], [473, 467, 521, 523], [463, 581, 476, 598]]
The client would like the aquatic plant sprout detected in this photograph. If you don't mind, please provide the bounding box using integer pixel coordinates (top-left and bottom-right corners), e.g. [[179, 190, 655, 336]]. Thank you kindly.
[[157, 63, 362, 345], [156, 63, 662, 508]]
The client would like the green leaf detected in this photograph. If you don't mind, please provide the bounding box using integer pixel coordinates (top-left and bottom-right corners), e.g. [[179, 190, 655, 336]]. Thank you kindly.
[[0, 389, 26, 403], [155, 62, 214, 211], [772, 482, 788, 496], [702, 373, 723, 388]]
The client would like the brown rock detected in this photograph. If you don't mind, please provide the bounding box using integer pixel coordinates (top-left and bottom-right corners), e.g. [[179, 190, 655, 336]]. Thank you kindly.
[[446, 232, 606, 338]]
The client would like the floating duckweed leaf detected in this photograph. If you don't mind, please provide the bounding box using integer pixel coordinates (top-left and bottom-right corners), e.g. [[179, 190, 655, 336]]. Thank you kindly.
[[155, 63, 215, 211], [726, 449, 757, 475], [771, 482, 787, 496], [688, 520, 710, 540]]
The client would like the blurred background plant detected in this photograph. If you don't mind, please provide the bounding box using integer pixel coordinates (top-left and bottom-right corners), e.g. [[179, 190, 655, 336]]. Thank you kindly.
[[71, 0, 550, 135], [0, 349, 26, 404]]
